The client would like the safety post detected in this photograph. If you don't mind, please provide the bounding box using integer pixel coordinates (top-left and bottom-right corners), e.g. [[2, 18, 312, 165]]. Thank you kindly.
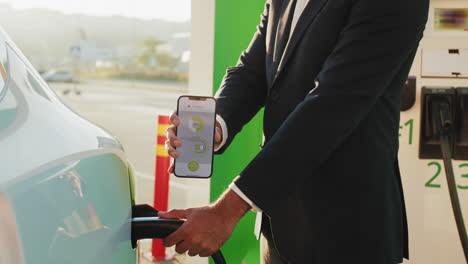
[[152, 115, 171, 260]]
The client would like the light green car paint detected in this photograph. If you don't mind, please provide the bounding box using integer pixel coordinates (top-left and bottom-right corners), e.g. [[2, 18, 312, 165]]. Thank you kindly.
[[0, 27, 136, 264], [128, 162, 137, 207]]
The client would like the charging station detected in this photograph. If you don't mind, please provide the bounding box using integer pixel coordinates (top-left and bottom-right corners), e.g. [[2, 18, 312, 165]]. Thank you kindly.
[[398, 1, 468, 263], [190, 0, 468, 263]]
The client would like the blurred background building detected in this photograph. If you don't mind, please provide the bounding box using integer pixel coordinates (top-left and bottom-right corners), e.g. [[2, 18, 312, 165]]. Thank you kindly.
[[0, 2, 190, 83]]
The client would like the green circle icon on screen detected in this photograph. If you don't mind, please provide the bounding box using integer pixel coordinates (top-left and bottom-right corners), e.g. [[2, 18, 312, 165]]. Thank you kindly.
[[189, 117, 204, 133], [187, 160, 200, 172]]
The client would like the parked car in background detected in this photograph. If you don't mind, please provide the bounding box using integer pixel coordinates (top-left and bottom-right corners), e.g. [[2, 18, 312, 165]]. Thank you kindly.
[[42, 69, 74, 83], [0, 27, 137, 264]]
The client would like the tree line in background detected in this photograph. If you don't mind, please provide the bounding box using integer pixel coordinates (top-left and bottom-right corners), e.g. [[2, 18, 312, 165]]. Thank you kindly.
[[0, 3, 190, 83]]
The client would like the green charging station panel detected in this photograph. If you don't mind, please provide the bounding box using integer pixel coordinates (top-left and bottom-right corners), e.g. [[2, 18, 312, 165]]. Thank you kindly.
[[211, 0, 266, 263]]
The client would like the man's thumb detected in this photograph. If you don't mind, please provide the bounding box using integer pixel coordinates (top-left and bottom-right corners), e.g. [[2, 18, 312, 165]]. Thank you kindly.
[[158, 209, 189, 219]]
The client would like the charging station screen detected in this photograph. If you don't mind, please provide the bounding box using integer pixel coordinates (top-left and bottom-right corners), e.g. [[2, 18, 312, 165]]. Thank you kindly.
[[174, 97, 216, 178], [435, 8, 468, 32]]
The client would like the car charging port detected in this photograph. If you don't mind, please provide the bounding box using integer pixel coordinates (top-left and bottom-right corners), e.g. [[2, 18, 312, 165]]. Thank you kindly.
[[131, 204, 227, 264]]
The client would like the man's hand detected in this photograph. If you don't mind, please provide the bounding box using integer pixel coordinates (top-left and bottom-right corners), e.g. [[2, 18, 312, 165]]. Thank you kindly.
[[165, 112, 223, 173], [158, 189, 251, 257]]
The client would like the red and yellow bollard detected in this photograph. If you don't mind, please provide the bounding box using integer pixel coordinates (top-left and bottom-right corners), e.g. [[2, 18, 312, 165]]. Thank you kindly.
[[152, 115, 171, 260]]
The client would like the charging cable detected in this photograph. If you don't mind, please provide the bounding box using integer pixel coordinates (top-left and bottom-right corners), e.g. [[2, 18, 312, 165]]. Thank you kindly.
[[433, 100, 468, 262]]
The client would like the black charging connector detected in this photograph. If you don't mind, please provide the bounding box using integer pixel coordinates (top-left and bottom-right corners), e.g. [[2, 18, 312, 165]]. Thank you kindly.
[[430, 98, 468, 262], [131, 204, 227, 264], [454, 88, 468, 160], [420, 87, 456, 159]]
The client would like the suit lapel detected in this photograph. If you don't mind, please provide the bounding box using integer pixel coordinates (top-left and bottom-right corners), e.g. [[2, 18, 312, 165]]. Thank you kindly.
[[273, 0, 297, 64], [272, 0, 329, 86], [270, 0, 297, 86]]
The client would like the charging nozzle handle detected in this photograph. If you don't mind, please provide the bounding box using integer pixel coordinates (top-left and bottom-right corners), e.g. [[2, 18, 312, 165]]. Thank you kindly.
[[131, 217, 227, 264], [436, 101, 468, 262], [438, 102, 453, 132], [131, 217, 184, 241]]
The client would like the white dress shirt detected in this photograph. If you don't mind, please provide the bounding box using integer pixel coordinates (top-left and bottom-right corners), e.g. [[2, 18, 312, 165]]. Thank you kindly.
[[222, 0, 311, 214], [290, 0, 310, 40]]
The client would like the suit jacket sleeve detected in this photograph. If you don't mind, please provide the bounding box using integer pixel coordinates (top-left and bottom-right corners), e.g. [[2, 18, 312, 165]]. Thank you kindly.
[[214, 1, 270, 154], [234, 0, 429, 215]]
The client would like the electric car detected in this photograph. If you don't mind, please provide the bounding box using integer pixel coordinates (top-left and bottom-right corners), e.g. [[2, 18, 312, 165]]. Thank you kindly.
[[0, 27, 226, 264], [0, 27, 138, 263]]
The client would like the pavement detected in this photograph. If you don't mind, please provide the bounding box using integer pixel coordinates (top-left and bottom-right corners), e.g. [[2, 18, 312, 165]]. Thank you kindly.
[[50, 79, 208, 264]]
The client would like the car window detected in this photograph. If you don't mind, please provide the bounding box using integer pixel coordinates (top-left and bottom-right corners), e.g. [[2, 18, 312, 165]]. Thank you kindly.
[[5, 43, 53, 101], [0, 40, 8, 101], [0, 46, 18, 134], [0, 63, 6, 96], [0, 44, 33, 138]]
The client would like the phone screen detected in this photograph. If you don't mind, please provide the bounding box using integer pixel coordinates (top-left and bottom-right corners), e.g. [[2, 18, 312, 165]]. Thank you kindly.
[[174, 96, 216, 178]]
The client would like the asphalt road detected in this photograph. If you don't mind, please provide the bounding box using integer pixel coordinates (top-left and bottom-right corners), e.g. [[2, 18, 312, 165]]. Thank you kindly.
[[51, 79, 210, 264]]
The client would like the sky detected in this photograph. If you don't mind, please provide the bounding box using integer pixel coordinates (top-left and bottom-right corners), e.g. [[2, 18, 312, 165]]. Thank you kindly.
[[0, 0, 191, 22]]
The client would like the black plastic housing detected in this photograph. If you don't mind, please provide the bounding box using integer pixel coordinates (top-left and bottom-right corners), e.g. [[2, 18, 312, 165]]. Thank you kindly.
[[419, 87, 456, 159], [401, 76, 417, 111], [454, 87, 468, 160]]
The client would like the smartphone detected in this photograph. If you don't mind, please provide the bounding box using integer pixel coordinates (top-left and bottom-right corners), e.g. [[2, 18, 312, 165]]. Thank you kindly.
[[174, 96, 216, 178]]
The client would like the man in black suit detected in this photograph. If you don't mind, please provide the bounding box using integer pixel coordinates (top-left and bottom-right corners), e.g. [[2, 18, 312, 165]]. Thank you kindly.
[[161, 0, 429, 263]]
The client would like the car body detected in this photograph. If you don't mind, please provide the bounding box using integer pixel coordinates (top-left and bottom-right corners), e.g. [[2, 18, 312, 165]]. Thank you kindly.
[[0, 28, 136, 263], [42, 70, 74, 83]]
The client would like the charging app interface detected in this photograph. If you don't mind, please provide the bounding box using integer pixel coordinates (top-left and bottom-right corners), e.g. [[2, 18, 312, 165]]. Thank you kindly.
[[175, 97, 215, 177]]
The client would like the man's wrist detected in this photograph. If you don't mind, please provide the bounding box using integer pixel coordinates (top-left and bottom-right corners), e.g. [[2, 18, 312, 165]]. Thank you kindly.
[[213, 189, 251, 222], [214, 115, 228, 152], [216, 121, 223, 143]]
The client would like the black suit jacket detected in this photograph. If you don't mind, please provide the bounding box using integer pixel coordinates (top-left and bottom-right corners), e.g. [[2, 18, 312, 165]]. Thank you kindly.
[[215, 0, 429, 263]]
